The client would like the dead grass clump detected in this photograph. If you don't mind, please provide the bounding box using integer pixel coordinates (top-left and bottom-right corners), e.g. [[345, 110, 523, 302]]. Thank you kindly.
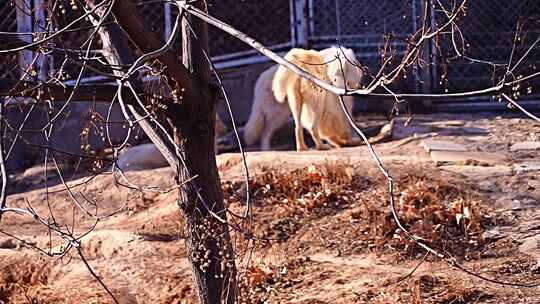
[[413, 274, 492, 304], [223, 162, 490, 258], [391, 179, 487, 258], [237, 257, 309, 304], [363, 274, 492, 304], [229, 161, 367, 211], [408, 275, 489, 304], [223, 162, 370, 241], [0, 257, 49, 303]]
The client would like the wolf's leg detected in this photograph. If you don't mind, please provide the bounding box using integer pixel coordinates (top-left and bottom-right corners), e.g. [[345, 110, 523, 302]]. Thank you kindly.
[[260, 128, 274, 151], [260, 115, 286, 150], [289, 90, 308, 151], [309, 117, 326, 150]]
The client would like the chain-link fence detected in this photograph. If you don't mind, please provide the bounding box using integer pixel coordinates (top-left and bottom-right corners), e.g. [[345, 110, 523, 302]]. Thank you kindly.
[[309, 0, 415, 54], [3, 0, 540, 99], [48, 0, 102, 81], [166, 0, 295, 64], [435, 0, 540, 94], [208, 0, 294, 60], [0, 1, 21, 79], [309, 0, 421, 93], [309, 0, 540, 97]]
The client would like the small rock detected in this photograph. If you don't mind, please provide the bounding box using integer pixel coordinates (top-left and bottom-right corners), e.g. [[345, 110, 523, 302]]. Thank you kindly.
[[430, 151, 505, 166], [510, 141, 540, 151], [514, 162, 540, 173], [482, 227, 506, 241], [458, 127, 489, 135], [0, 238, 17, 249], [392, 124, 435, 139], [495, 193, 539, 211], [519, 236, 539, 252], [527, 180, 540, 191], [423, 120, 466, 127], [421, 139, 467, 152], [518, 236, 540, 269], [477, 180, 498, 192], [440, 165, 512, 179], [116, 144, 168, 171]]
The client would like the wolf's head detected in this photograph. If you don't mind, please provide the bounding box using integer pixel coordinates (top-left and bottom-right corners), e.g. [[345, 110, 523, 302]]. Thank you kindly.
[[321, 46, 364, 90]]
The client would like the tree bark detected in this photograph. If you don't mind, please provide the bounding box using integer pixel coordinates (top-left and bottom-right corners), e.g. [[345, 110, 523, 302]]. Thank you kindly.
[[87, 1, 238, 302], [174, 1, 238, 303]]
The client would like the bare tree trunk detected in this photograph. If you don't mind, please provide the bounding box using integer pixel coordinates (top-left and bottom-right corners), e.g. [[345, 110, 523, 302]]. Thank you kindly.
[[174, 2, 238, 303], [86, 1, 238, 302]]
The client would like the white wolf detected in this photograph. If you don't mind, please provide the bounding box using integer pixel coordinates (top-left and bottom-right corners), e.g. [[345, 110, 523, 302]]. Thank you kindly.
[[243, 46, 363, 150], [117, 115, 227, 171], [273, 47, 364, 151]]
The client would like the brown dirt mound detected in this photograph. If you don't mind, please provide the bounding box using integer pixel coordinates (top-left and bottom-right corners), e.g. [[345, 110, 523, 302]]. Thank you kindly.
[[224, 162, 491, 259]]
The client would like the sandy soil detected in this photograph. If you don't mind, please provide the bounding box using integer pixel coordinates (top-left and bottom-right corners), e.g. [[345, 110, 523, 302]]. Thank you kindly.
[[0, 113, 539, 303]]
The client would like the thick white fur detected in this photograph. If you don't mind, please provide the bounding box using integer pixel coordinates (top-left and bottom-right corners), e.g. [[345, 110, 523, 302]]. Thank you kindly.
[[116, 143, 168, 171], [243, 47, 362, 150], [243, 65, 291, 150], [269, 46, 363, 151]]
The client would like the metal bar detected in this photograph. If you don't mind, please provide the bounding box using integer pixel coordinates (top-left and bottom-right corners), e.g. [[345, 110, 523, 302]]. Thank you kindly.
[[308, 0, 314, 38], [412, 0, 418, 34], [420, 0, 433, 102], [63, 75, 111, 85], [292, 0, 307, 47], [309, 34, 411, 40], [214, 54, 280, 69], [164, 1, 172, 39], [289, 0, 297, 46], [15, 0, 33, 74], [334, 0, 341, 39], [33, 0, 48, 80], [430, 99, 540, 113], [429, 0, 437, 94]]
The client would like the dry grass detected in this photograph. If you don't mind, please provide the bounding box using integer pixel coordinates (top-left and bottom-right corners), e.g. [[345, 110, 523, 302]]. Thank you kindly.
[[360, 274, 493, 304], [224, 161, 491, 258], [0, 256, 50, 303], [222, 162, 499, 303]]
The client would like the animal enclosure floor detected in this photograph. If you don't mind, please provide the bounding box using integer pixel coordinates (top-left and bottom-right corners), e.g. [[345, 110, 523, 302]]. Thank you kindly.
[[1, 113, 540, 303]]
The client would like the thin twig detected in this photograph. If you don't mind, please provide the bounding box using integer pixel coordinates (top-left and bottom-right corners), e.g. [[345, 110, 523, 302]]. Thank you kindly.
[[77, 248, 120, 304], [503, 93, 540, 123]]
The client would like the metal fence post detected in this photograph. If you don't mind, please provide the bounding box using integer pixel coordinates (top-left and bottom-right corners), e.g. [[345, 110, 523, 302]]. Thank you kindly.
[[15, 0, 33, 77], [291, 0, 308, 47], [419, 0, 435, 107], [164, 2, 172, 39], [33, 0, 50, 80], [303, 0, 311, 48]]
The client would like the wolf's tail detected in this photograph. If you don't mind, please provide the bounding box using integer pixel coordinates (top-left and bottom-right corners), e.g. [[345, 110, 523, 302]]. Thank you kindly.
[[272, 65, 291, 103], [272, 50, 303, 103], [346, 120, 395, 146]]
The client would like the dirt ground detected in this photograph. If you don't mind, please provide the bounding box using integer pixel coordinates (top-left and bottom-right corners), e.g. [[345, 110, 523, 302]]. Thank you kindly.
[[0, 112, 539, 303]]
